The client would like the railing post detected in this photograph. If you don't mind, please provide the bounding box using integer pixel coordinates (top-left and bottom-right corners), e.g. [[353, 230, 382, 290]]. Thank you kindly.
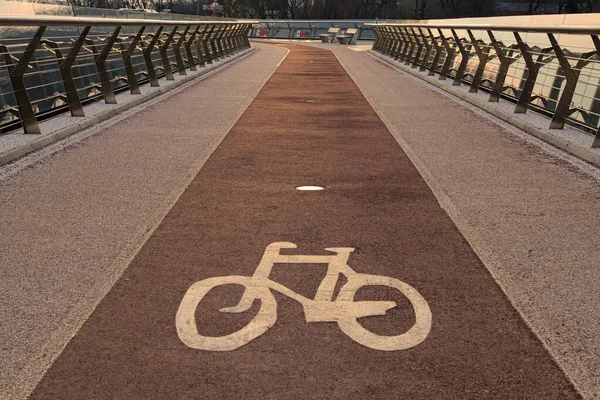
[[466, 30, 490, 93], [91, 26, 121, 104], [427, 28, 442, 77], [142, 26, 164, 87], [160, 26, 177, 80], [547, 33, 595, 130], [203, 25, 215, 64], [185, 26, 201, 71], [215, 25, 227, 59], [402, 28, 414, 64], [118, 26, 145, 94], [592, 34, 600, 148], [514, 32, 543, 113], [411, 28, 424, 69], [210, 25, 222, 61], [41, 26, 90, 117], [451, 29, 469, 86], [0, 26, 45, 134], [438, 29, 455, 81], [391, 27, 404, 60], [372, 26, 381, 52], [173, 26, 190, 75], [418, 28, 432, 72], [487, 30, 516, 102]]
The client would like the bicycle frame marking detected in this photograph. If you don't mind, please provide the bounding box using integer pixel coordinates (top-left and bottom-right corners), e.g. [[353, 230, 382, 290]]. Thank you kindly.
[[176, 242, 432, 351]]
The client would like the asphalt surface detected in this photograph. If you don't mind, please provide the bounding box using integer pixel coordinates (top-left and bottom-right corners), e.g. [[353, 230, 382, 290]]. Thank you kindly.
[[29, 45, 578, 399]]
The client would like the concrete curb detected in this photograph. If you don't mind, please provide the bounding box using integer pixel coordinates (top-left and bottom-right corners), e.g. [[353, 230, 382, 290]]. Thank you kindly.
[[0, 48, 255, 167], [368, 50, 600, 169]]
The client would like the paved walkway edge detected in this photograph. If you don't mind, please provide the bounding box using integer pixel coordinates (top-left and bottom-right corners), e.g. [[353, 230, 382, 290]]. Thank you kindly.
[[368, 50, 600, 169], [0, 47, 255, 167]]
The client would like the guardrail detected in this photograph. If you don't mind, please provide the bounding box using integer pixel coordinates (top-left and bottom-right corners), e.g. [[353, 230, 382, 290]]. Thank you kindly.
[[368, 22, 600, 148], [249, 20, 378, 41], [0, 16, 254, 134]]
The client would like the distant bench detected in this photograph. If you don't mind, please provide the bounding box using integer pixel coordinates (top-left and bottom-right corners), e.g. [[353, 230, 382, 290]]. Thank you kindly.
[[336, 28, 359, 45], [319, 27, 340, 43]]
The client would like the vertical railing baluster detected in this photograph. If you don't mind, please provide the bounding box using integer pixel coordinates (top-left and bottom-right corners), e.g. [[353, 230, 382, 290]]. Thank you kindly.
[[0, 26, 45, 134], [419, 28, 432, 72], [174, 26, 190, 75], [93, 26, 121, 104], [488, 30, 511, 102], [119, 26, 145, 94], [142, 26, 163, 87], [160, 26, 177, 80], [467, 30, 490, 93], [185, 26, 200, 71], [591, 34, 600, 148], [547, 33, 595, 130], [438, 29, 455, 81], [428, 28, 442, 77], [451, 29, 469, 86]]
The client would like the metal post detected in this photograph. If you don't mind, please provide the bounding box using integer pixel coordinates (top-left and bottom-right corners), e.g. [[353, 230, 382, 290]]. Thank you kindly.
[[92, 26, 121, 104], [592, 34, 600, 148], [411, 28, 424, 69], [403, 28, 416, 65], [0, 26, 45, 134], [210, 25, 222, 61], [173, 26, 190, 75], [438, 29, 455, 81], [467, 30, 490, 93], [215, 25, 227, 58], [427, 28, 442, 77], [142, 26, 163, 87], [391, 27, 404, 60], [514, 32, 543, 113], [451, 29, 469, 86], [195, 25, 209, 66], [203, 25, 215, 63], [547, 33, 595, 129], [418, 28, 432, 72], [160, 26, 177, 80], [42, 25, 90, 117], [487, 30, 508, 102], [185, 26, 200, 71], [119, 26, 145, 94]]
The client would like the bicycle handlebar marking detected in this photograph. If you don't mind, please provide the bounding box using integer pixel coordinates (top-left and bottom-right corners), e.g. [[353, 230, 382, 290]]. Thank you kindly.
[[176, 242, 432, 351]]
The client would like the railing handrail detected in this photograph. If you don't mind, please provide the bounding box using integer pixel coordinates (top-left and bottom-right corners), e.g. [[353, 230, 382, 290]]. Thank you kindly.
[[365, 22, 600, 35], [0, 15, 257, 27]]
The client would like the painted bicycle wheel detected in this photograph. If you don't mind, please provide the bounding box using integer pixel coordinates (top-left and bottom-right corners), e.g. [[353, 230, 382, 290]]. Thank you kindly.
[[176, 276, 277, 351], [335, 274, 432, 351]]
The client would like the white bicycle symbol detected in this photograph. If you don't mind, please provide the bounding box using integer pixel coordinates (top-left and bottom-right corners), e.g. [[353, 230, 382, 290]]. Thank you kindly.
[[176, 242, 432, 351]]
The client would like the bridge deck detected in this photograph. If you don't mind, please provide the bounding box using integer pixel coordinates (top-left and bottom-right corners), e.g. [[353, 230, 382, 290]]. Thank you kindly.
[[1, 42, 599, 399]]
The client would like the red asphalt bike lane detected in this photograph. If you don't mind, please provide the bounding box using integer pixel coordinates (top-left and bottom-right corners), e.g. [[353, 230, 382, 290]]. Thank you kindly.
[[31, 44, 578, 399]]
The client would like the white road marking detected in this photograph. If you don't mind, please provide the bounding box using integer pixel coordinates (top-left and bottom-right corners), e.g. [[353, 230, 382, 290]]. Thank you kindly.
[[176, 242, 432, 351]]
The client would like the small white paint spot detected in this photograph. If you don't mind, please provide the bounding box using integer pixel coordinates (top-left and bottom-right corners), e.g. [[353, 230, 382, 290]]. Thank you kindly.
[[296, 186, 324, 191], [304, 99, 317, 103]]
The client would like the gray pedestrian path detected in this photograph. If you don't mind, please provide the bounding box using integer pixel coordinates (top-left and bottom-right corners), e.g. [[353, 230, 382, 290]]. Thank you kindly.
[[316, 42, 600, 399], [0, 42, 288, 399]]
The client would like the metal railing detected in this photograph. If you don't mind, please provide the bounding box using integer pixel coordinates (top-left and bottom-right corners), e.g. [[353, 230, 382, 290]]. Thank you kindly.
[[249, 20, 379, 41], [0, 15, 255, 134], [369, 21, 600, 148]]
